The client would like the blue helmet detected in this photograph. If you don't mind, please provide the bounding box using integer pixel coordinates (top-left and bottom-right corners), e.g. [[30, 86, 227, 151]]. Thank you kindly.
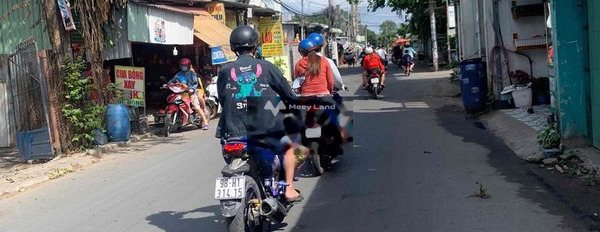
[[308, 33, 324, 46], [298, 38, 317, 53]]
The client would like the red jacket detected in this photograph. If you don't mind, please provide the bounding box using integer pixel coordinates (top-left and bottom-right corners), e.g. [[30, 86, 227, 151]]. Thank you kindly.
[[362, 53, 386, 73]]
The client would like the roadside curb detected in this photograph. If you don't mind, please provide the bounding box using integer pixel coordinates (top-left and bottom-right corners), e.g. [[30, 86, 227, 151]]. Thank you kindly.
[[1, 133, 157, 200], [480, 110, 600, 180], [480, 110, 540, 160], [86, 133, 155, 156]]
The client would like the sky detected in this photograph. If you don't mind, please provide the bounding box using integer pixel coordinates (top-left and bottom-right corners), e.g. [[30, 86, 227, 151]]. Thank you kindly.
[[282, 0, 405, 33]]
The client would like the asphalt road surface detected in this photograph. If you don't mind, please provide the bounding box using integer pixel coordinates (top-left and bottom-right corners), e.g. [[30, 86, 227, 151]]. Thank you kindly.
[[1, 65, 599, 232]]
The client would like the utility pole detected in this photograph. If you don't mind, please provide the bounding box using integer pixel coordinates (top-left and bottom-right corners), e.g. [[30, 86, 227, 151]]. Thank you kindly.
[[352, 3, 359, 43], [326, 0, 334, 59], [429, 0, 439, 71], [446, 0, 452, 64], [301, 0, 305, 39]]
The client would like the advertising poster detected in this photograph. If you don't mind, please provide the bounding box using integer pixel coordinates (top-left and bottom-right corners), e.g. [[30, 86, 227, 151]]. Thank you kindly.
[[114, 66, 145, 107], [258, 16, 284, 57], [206, 3, 226, 24], [56, 0, 76, 31], [211, 46, 237, 65]]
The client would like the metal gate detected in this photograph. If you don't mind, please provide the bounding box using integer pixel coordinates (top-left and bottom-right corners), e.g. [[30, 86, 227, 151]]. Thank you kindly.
[[7, 38, 54, 161]]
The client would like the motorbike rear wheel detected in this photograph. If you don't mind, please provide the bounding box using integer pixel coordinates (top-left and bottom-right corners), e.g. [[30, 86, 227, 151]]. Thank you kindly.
[[225, 177, 265, 232], [207, 101, 219, 119], [370, 85, 379, 99], [163, 113, 174, 137], [310, 142, 324, 176]]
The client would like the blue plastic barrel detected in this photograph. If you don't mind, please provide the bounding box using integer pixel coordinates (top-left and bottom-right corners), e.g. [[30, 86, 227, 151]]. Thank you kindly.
[[459, 59, 488, 112], [106, 104, 131, 142]]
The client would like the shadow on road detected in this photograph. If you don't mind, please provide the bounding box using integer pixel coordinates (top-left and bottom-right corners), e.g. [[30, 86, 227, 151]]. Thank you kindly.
[[146, 205, 223, 232], [435, 105, 600, 231], [285, 66, 600, 231]]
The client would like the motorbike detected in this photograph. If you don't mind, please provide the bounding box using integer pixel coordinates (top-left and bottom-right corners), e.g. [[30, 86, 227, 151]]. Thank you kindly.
[[217, 136, 300, 232], [367, 71, 382, 99], [402, 54, 413, 76], [301, 94, 344, 176], [159, 83, 204, 137], [205, 76, 222, 119], [392, 55, 402, 68]]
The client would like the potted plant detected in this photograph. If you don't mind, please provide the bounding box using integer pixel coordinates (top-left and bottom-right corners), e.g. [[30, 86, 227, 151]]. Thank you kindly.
[[537, 123, 561, 157], [510, 69, 531, 85]]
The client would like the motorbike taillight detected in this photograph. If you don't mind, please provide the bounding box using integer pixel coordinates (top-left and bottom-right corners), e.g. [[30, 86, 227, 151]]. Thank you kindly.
[[223, 143, 246, 155]]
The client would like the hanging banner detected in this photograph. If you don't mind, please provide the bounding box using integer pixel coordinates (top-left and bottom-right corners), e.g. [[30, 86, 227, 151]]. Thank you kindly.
[[258, 16, 284, 57], [114, 66, 145, 107], [57, 0, 76, 31], [206, 3, 226, 24], [211, 46, 237, 65], [147, 7, 194, 45], [447, 5, 456, 29]]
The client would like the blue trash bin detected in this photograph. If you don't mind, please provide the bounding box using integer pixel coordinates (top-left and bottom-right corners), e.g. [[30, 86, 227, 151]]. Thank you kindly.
[[106, 104, 131, 142], [459, 59, 488, 113]]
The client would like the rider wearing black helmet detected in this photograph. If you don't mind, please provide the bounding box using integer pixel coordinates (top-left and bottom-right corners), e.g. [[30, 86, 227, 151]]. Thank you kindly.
[[216, 25, 304, 203]]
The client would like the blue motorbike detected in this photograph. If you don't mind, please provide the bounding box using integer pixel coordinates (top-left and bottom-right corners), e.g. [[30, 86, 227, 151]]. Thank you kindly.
[[216, 137, 297, 232]]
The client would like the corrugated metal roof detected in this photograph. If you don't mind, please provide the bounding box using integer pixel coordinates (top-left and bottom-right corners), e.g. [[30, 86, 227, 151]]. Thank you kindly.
[[104, 9, 131, 60], [0, 0, 51, 54], [127, 2, 150, 43], [163, 5, 232, 47], [127, 2, 194, 45]]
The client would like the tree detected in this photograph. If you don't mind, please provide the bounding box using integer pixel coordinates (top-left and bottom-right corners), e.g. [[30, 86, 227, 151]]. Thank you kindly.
[[365, 0, 447, 71], [378, 20, 397, 47], [379, 20, 397, 34], [366, 28, 378, 46]]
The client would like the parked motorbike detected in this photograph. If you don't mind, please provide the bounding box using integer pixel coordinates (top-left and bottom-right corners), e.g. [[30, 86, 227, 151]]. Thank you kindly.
[[205, 76, 222, 119], [217, 136, 299, 232], [160, 83, 203, 137], [367, 71, 382, 99]]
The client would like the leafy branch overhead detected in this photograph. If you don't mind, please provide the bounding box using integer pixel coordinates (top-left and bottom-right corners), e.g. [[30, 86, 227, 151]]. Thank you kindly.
[[362, 0, 449, 40]]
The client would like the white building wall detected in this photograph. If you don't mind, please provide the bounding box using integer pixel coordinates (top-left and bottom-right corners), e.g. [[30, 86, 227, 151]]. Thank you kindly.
[[481, 0, 549, 92], [458, 0, 480, 60]]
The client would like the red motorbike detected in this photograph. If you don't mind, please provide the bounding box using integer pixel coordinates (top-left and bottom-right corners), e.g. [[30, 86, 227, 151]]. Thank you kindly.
[[157, 83, 203, 137]]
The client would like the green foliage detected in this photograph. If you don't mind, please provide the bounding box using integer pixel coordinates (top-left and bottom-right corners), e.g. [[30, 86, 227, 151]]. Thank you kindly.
[[538, 123, 561, 149], [449, 67, 458, 82], [272, 57, 288, 75], [378, 20, 398, 47], [61, 59, 106, 150], [366, 0, 447, 41]]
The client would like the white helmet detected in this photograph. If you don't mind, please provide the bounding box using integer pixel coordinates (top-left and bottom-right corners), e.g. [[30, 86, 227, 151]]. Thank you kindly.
[[365, 47, 374, 54]]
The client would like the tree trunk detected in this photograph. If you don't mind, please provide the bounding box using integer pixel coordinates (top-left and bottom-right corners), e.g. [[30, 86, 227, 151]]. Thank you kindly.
[[42, 0, 72, 153], [429, 0, 439, 71]]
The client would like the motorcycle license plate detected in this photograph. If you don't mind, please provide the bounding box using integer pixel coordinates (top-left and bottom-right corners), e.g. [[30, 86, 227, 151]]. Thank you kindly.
[[214, 176, 245, 200], [370, 78, 380, 84], [305, 127, 322, 138]]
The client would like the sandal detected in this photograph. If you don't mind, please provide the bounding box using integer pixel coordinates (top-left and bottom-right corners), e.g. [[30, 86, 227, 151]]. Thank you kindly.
[[285, 189, 304, 203], [362, 85, 368, 90], [202, 124, 209, 130]]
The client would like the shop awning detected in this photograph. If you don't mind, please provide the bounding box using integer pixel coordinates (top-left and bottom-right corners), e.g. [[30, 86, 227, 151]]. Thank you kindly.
[[157, 5, 232, 47], [192, 12, 232, 47], [159, 6, 236, 64]]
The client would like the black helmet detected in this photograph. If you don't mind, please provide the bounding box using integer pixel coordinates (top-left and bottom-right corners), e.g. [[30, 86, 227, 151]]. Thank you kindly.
[[230, 25, 258, 52]]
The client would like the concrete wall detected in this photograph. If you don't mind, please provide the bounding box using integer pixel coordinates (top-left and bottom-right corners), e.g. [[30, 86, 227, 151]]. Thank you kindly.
[[479, 0, 550, 95], [551, 0, 590, 140], [0, 56, 12, 147], [457, 0, 480, 60]]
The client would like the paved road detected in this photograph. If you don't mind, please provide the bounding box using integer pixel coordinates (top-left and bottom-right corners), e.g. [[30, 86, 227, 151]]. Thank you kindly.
[[0, 65, 599, 232]]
